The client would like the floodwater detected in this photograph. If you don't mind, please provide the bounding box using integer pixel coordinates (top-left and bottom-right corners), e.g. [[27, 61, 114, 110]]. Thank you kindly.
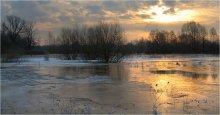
[[1, 55, 219, 114]]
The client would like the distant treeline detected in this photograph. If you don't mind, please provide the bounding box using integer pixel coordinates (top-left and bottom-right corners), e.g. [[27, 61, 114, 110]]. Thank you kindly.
[[1, 15, 219, 62], [46, 20, 219, 62], [123, 23, 219, 54]]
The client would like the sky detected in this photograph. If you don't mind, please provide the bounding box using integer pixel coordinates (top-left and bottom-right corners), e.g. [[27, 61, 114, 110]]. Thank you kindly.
[[1, 0, 219, 45]]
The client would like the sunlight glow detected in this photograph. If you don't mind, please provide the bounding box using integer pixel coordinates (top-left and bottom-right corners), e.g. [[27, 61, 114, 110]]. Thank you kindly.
[[140, 5, 196, 23]]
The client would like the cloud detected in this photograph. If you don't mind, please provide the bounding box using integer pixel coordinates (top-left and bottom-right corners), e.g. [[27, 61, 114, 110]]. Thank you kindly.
[[163, 0, 177, 7], [1, 1, 13, 17], [163, 7, 176, 14], [1, 0, 219, 43], [1, 1, 48, 22], [136, 14, 152, 19], [85, 4, 103, 15]]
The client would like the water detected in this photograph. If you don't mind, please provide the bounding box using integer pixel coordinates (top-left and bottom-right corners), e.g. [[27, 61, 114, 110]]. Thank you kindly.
[[1, 54, 219, 114]]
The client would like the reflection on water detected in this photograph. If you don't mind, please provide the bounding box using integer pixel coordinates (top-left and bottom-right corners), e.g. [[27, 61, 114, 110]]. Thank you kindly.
[[1, 55, 219, 114], [150, 70, 218, 79], [34, 56, 219, 114], [37, 59, 219, 84]]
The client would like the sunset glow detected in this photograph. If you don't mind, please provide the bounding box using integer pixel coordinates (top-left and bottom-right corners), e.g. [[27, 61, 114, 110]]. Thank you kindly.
[[141, 5, 196, 23], [1, 1, 220, 114], [1, 0, 219, 43]]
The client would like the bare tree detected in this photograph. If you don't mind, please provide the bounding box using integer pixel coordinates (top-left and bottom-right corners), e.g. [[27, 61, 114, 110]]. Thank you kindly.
[[48, 31, 55, 46], [58, 20, 124, 62], [93, 21, 124, 62], [2, 15, 26, 43], [59, 24, 84, 59], [1, 15, 38, 60], [169, 30, 177, 43], [23, 22, 36, 50], [149, 29, 168, 44], [181, 21, 207, 52], [198, 25, 207, 52], [60, 28, 72, 59], [209, 27, 219, 43]]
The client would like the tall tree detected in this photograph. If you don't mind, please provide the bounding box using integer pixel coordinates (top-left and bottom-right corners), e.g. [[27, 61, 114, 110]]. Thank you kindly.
[[2, 15, 26, 43], [169, 30, 177, 43], [24, 22, 36, 50], [209, 27, 219, 43], [48, 31, 55, 46], [181, 21, 207, 52]]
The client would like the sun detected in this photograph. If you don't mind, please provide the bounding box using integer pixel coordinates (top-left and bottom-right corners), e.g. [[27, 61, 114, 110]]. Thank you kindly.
[[140, 5, 196, 23]]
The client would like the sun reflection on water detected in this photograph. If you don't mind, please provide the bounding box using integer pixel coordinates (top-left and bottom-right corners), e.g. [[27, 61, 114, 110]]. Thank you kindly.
[[35, 57, 219, 114]]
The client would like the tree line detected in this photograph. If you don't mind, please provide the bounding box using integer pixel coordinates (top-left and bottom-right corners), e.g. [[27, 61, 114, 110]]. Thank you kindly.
[[123, 21, 219, 54], [1, 15, 219, 63], [1, 15, 37, 60], [47, 21, 219, 62]]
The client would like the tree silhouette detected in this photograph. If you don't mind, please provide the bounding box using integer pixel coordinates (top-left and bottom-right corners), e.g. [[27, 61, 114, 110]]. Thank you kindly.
[[2, 15, 26, 43]]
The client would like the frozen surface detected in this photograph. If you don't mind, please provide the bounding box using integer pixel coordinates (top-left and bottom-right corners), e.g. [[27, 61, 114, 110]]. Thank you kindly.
[[1, 54, 219, 114]]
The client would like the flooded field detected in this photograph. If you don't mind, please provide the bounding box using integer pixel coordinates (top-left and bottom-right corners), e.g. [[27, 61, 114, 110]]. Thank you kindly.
[[1, 55, 219, 114]]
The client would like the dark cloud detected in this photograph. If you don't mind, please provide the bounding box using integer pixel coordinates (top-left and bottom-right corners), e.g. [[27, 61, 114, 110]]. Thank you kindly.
[[119, 14, 134, 19], [152, 12, 157, 16], [101, 1, 148, 14], [1, 0, 219, 43], [102, 1, 127, 13], [163, 7, 175, 15], [85, 4, 104, 15], [136, 14, 152, 19], [163, 0, 177, 7], [2, 1, 47, 21]]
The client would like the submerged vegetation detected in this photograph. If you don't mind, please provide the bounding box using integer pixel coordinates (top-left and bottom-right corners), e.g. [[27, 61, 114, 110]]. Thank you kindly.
[[1, 15, 219, 62]]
